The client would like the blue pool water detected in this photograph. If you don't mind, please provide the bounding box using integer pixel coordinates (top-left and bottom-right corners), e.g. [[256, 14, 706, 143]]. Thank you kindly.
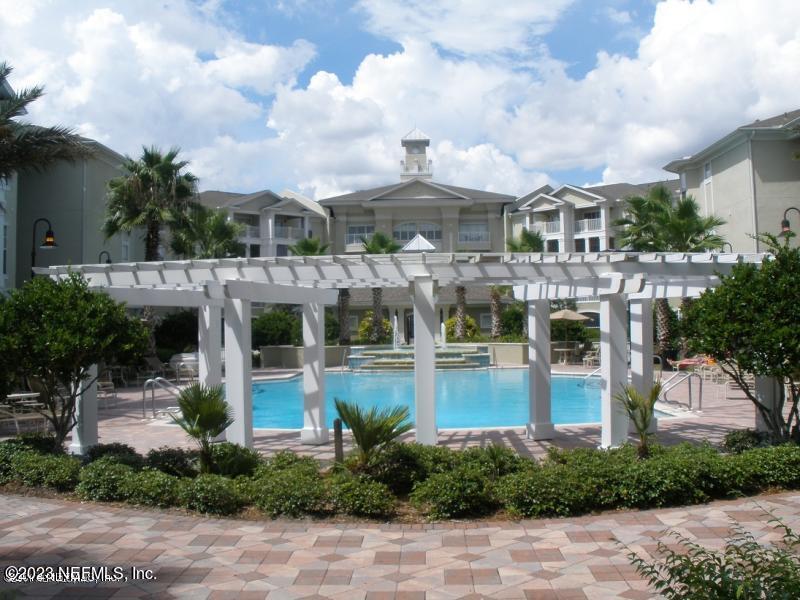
[[252, 370, 602, 430]]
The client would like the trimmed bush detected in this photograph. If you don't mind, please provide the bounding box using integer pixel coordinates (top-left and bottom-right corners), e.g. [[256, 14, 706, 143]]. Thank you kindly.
[[496, 464, 597, 518], [330, 475, 395, 518], [8, 451, 81, 491], [445, 315, 479, 341], [262, 450, 319, 476], [459, 445, 533, 480], [145, 446, 197, 478], [15, 432, 64, 455], [180, 474, 241, 515], [252, 467, 327, 517], [210, 442, 262, 477], [0, 440, 34, 483], [723, 429, 770, 454], [252, 310, 301, 347], [410, 465, 496, 520], [366, 442, 459, 495], [86, 443, 144, 469], [76, 457, 135, 501], [357, 311, 393, 344], [121, 469, 182, 507]]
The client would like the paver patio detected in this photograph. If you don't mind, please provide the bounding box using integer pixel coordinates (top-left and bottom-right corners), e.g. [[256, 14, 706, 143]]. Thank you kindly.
[[0, 491, 798, 599]]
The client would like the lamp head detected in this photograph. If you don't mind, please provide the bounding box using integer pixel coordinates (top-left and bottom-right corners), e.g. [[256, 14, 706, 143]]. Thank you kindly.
[[40, 228, 57, 249]]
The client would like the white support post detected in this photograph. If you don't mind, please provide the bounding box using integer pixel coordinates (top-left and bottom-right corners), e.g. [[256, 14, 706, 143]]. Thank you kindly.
[[69, 364, 98, 455], [527, 300, 555, 440], [754, 377, 781, 434], [629, 299, 657, 434], [224, 298, 253, 448], [600, 294, 629, 448], [198, 305, 222, 388], [412, 276, 437, 445], [301, 301, 328, 444]]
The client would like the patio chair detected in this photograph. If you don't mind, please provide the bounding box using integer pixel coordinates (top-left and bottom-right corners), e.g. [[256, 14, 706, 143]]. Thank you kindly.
[[582, 349, 599, 368], [136, 356, 175, 384], [97, 371, 118, 408], [0, 402, 47, 434]]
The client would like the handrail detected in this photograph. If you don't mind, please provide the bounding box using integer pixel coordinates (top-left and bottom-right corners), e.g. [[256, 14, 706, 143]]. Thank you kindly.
[[174, 361, 198, 385], [583, 367, 602, 380], [142, 377, 183, 418], [661, 371, 704, 410]]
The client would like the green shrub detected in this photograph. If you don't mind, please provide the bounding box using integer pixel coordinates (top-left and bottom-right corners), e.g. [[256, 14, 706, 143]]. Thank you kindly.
[[410, 465, 496, 519], [86, 443, 144, 469], [145, 446, 198, 478], [496, 464, 597, 518], [330, 475, 395, 518], [76, 457, 135, 501], [252, 467, 327, 517], [8, 451, 81, 491], [121, 469, 182, 507], [154, 310, 198, 355], [725, 445, 800, 493], [262, 450, 319, 476], [500, 304, 525, 337], [252, 310, 301, 347], [210, 442, 262, 477], [180, 474, 241, 515], [0, 440, 34, 483], [357, 311, 393, 344], [459, 445, 532, 480], [625, 515, 800, 599], [366, 443, 459, 495], [445, 315, 479, 341], [723, 429, 770, 454], [15, 432, 64, 455]]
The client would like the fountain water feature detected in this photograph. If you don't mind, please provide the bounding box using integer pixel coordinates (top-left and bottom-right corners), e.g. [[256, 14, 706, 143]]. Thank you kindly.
[[440, 321, 447, 349], [393, 314, 400, 350], [347, 344, 490, 370]]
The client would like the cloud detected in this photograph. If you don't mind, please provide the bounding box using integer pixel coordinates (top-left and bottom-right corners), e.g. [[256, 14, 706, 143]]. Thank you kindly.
[[604, 7, 633, 25]]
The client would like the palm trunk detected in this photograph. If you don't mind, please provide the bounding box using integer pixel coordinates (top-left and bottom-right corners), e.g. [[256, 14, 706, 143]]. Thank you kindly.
[[338, 289, 351, 345], [370, 288, 384, 343], [654, 298, 673, 369], [142, 219, 162, 356], [489, 286, 502, 339], [455, 286, 467, 340], [679, 296, 693, 358]]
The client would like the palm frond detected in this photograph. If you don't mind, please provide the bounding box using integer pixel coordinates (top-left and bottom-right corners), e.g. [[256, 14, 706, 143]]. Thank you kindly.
[[334, 398, 412, 465]]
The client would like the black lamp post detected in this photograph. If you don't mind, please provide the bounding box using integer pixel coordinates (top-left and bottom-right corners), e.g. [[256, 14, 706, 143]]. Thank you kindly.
[[98, 250, 112, 264], [30, 217, 57, 277], [780, 207, 800, 238], [721, 242, 733, 253]]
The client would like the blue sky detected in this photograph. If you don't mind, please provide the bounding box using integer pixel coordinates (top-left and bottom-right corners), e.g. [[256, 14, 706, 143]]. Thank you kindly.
[[2, 0, 797, 197]]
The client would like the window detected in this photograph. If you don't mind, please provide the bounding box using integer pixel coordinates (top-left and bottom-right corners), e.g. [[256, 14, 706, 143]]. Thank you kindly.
[[546, 239, 559, 252], [588, 237, 600, 252], [346, 224, 374, 245], [479, 313, 492, 329], [276, 244, 288, 257], [608, 237, 616, 250], [121, 233, 130, 261], [458, 222, 489, 243], [249, 244, 261, 258], [574, 238, 586, 252], [348, 316, 358, 332], [583, 211, 600, 220], [393, 222, 441, 242], [703, 162, 712, 181]]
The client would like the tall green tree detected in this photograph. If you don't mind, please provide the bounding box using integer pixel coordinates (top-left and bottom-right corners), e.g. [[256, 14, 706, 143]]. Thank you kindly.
[[103, 145, 198, 261], [0, 273, 148, 446], [170, 204, 245, 259], [614, 185, 726, 364], [683, 236, 800, 442], [361, 232, 401, 343], [506, 227, 545, 252], [0, 62, 92, 179]]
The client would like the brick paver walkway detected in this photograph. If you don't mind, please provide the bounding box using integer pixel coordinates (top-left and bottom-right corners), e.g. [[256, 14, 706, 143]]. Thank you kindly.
[[0, 492, 798, 599]]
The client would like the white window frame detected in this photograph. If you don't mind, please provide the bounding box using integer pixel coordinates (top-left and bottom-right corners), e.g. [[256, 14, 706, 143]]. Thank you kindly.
[[479, 313, 492, 329], [393, 222, 442, 242], [346, 224, 374, 245], [458, 221, 489, 243]]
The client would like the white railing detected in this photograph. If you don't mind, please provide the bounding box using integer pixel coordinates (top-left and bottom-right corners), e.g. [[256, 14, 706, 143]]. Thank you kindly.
[[532, 221, 561, 234], [142, 377, 183, 418], [574, 218, 602, 233], [660, 371, 704, 410], [458, 232, 490, 243], [243, 225, 260, 238], [273, 225, 305, 240]]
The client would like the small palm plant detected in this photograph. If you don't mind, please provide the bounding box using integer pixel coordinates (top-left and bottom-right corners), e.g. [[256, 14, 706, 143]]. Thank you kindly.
[[615, 381, 663, 458], [171, 383, 234, 474], [334, 398, 413, 469]]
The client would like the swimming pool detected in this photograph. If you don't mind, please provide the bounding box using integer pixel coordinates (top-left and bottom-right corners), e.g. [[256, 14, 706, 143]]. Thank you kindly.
[[252, 369, 606, 430]]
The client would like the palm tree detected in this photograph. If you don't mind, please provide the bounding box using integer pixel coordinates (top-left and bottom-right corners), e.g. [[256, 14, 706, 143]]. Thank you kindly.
[[171, 383, 234, 474], [0, 62, 91, 179], [614, 185, 726, 365], [170, 204, 245, 259], [288, 237, 328, 256], [338, 288, 351, 346], [103, 145, 198, 262], [334, 398, 412, 470], [506, 227, 545, 252], [361, 232, 401, 343], [615, 381, 663, 458], [454, 285, 467, 340], [489, 286, 511, 339]]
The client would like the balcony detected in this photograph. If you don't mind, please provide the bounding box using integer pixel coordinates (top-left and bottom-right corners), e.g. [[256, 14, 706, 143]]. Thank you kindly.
[[532, 221, 561, 235], [274, 225, 305, 240], [243, 225, 260, 238], [574, 218, 602, 233]]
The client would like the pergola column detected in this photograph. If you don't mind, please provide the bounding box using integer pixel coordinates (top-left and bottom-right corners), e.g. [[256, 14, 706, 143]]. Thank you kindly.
[[69, 364, 98, 455], [412, 276, 437, 445], [600, 294, 629, 448], [754, 377, 782, 433], [224, 298, 253, 448], [301, 301, 328, 444], [527, 300, 555, 440], [629, 299, 657, 433], [198, 305, 222, 388]]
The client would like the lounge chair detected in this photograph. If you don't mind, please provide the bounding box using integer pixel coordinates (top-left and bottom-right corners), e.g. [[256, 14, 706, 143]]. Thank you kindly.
[[136, 356, 175, 384]]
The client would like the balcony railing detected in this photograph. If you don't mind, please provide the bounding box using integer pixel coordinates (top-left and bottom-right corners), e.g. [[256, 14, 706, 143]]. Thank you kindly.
[[243, 225, 260, 238], [273, 225, 305, 240], [532, 221, 561, 234], [574, 218, 602, 233]]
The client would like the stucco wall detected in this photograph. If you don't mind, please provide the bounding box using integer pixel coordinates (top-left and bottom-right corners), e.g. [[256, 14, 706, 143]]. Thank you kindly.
[[753, 138, 800, 249]]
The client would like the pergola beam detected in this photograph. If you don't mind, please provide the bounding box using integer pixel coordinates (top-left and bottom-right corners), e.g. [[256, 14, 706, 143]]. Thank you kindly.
[[224, 280, 338, 305]]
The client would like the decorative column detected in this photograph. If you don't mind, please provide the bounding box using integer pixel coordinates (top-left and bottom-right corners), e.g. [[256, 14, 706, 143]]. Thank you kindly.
[[224, 298, 253, 447], [301, 301, 328, 444], [527, 300, 554, 440], [69, 364, 98, 455], [198, 305, 222, 388], [600, 294, 629, 448], [412, 276, 437, 445], [629, 299, 656, 433], [754, 377, 782, 433]]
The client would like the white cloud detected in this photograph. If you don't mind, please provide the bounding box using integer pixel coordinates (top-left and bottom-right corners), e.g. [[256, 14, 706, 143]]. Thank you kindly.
[[604, 7, 633, 25]]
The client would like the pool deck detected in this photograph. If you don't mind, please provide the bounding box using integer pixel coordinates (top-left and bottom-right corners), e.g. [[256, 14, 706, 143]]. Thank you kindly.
[[82, 365, 752, 461]]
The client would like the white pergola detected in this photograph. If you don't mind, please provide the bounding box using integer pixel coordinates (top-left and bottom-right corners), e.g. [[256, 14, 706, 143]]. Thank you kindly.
[[39, 252, 765, 454]]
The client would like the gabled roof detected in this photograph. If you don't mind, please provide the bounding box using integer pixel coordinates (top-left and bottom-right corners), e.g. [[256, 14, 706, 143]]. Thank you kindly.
[[318, 178, 514, 206], [402, 127, 430, 141], [198, 189, 326, 217], [664, 108, 800, 172]]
